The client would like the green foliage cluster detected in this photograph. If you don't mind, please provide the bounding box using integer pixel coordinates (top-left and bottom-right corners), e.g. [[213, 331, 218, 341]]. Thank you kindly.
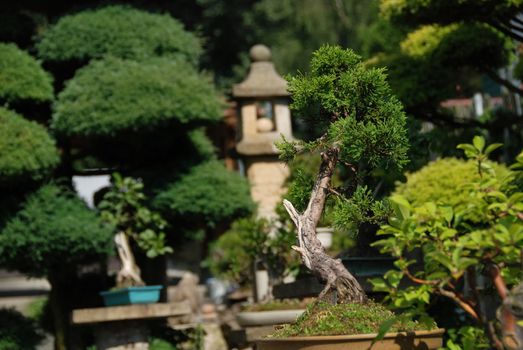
[[374, 0, 518, 119], [0, 43, 53, 105], [154, 161, 254, 227], [0, 107, 59, 188], [53, 57, 222, 138], [206, 217, 299, 285], [99, 174, 172, 258], [380, 0, 523, 26], [400, 23, 509, 70], [37, 6, 201, 65], [284, 45, 408, 169], [0, 184, 113, 277], [394, 157, 509, 222], [271, 301, 428, 338], [372, 136, 523, 349], [0, 308, 44, 350]]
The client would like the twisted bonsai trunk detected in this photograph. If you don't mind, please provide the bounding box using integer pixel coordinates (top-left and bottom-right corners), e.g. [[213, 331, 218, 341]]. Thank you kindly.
[[283, 147, 367, 304], [115, 231, 144, 287]]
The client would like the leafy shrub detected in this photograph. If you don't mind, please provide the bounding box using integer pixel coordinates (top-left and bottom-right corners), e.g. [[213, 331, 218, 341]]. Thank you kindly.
[[99, 174, 172, 260], [373, 137, 523, 349], [52, 57, 222, 138], [207, 217, 299, 287], [37, 5, 201, 65], [394, 157, 509, 222], [0, 308, 44, 350], [154, 161, 254, 227], [0, 43, 53, 105], [0, 107, 59, 188], [0, 183, 113, 277]]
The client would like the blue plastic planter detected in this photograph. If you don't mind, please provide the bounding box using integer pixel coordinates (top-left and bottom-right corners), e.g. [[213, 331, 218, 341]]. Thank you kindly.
[[100, 285, 163, 306]]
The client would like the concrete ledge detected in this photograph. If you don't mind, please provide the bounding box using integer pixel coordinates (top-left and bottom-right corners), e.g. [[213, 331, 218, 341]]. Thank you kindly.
[[72, 302, 191, 324]]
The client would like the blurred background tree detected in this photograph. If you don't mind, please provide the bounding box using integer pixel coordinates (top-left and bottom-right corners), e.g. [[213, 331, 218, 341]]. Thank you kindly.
[[0, 4, 253, 349]]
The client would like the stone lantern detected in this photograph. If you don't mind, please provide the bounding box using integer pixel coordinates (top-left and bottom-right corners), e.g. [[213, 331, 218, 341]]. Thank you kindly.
[[233, 44, 293, 220]]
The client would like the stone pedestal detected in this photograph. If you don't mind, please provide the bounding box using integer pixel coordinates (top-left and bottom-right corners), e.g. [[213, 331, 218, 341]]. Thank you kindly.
[[244, 157, 289, 220], [72, 302, 191, 350]]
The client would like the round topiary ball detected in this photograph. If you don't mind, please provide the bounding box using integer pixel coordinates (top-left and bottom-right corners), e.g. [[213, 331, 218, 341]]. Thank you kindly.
[[394, 157, 509, 221], [0, 184, 114, 277], [52, 56, 222, 138], [0, 43, 53, 106], [153, 161, 255, 227], [0, 107, 59, 188], [36, 5, 202, 65]]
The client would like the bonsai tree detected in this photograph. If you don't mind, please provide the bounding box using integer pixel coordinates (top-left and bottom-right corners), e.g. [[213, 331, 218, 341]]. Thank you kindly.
[[373, 136, 523, 349], [99, 174, 172, 288], [277, 45, 409, 303], [0, 184, 113, 350], [206, 216, 300, 300], [42, 5, 254, 239]]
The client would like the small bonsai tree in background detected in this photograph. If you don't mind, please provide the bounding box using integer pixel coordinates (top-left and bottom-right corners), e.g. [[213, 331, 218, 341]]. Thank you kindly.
[[206, 216, 300, 300], [373, 136, 523, 349], [0, 184, 113, 350], [99, 174, 172, 288], [278, 45, 409, 303]]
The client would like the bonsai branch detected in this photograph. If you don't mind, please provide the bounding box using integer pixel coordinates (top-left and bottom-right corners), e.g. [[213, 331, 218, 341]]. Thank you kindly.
[[438, 287, 480, 321], [283, 147, 367, 304]]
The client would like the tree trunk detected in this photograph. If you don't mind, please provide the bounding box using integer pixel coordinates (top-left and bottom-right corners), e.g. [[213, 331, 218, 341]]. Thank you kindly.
[[283, 148, 367, 304], [48, 273, 68, 350], [115, 231, 144, 288]]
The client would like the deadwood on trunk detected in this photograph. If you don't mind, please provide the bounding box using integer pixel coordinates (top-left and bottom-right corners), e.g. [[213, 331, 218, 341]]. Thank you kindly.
[[283, 147, 367, 304], [115, 231, 145, 287]]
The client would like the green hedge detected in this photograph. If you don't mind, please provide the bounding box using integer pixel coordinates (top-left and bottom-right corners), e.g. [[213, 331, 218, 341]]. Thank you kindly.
[[0, 107, 59, 187], [52, 57, 222, 138], [0, 43, 53, 105], [37, 5, 201, 65], [154, 161, 254, 227], [0, 184, 113, 277]]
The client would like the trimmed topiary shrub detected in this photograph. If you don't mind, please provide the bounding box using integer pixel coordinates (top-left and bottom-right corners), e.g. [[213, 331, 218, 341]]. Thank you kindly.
[[52, 57, 222, 138], [0, 183, 113, 277], [0, 308, 44, 350], [0, 43, 53, 105], [0, 107, 59, 188], [36, 5, 201, 65], [394, 157, 509, 211], [154, 161, 254, 227]]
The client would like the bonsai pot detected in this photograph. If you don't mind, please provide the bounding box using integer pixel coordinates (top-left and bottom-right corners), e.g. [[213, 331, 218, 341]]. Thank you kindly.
[[316, 227, 333, 249], [256, 328, 444, 350], [237, 309, 305, 327], [100, 285, 163, 306]]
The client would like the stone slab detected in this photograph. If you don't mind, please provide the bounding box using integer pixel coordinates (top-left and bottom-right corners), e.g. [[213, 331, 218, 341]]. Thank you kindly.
[[72, 302, 191, 324]]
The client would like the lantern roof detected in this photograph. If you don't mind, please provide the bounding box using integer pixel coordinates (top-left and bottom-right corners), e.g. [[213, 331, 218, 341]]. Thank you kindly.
[[233, 44, 289, 98]]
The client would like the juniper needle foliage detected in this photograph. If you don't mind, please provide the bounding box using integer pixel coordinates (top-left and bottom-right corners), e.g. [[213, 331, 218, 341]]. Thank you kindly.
[[280, 45, 408, 226], [283, 45, 408, 169]]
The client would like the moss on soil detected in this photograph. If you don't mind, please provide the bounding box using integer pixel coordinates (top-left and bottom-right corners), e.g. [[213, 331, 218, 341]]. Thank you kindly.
[[269, 301, 432, 338]]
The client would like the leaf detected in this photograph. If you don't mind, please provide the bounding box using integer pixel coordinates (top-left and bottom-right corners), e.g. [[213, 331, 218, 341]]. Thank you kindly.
[[389, 195, 411, 220], [373, 317, 398, 343], [484, 143, 502, 156], [457, 144, 477, 157], [472, 136, 485, 152]]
